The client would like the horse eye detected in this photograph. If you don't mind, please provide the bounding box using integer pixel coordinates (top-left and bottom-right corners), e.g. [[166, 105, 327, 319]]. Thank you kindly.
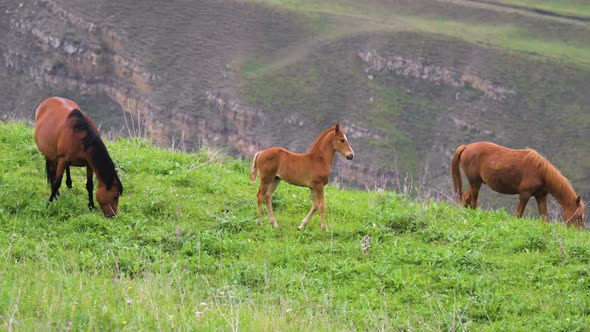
[[340, 139, 345, 143]]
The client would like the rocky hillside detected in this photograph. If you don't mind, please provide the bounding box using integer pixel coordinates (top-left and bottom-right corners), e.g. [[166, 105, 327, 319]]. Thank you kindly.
[[1, 0, 589, 218]]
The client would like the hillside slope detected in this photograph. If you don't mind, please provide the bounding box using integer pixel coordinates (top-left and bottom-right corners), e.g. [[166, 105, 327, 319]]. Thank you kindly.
[[1, 121, 589, 330], [1, 0, 589, 216]]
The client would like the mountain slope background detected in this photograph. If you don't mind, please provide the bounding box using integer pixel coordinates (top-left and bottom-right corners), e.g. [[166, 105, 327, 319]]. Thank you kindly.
[[1, 0, 589, 220]]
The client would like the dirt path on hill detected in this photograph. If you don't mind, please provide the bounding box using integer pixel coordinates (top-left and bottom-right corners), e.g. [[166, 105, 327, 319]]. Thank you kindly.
[[439, 0, 590, 23]]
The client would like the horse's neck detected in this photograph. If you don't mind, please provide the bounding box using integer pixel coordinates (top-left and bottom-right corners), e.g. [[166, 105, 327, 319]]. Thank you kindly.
[[85, 142, 115, 186], [544, 172, 577, 210], [309, 134, 335, 164]]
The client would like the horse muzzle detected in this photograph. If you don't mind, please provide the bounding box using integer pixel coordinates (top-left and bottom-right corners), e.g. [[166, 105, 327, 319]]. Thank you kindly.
[[346, 153, 354, 160]]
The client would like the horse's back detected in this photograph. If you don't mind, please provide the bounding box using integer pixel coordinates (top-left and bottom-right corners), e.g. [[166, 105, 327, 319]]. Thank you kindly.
[[461, 142, 520, 164], [461, 141, 533, 194], [255, 147, 287, 170], [34, 97, 86, 160], [255, 147, 313, 184]]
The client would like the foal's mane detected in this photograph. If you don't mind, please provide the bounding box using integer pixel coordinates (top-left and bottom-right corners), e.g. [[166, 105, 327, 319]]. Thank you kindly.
[[69, 110, 123, 193], [525, 149, 574, 200], [307, 126, 336, 153]]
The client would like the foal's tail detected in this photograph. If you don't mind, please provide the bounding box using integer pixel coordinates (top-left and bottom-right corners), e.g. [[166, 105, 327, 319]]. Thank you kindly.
[[451, 145, 466, 205], [249, 152, 260, 183]]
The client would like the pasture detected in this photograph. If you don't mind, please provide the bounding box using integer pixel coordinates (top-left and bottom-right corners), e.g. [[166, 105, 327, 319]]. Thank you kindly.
[[0, 121, 589, 330]]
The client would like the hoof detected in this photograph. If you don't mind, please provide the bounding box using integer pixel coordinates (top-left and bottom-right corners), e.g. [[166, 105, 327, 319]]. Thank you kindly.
[[297, 225, 304, 231], [272, 223, 279, 228]]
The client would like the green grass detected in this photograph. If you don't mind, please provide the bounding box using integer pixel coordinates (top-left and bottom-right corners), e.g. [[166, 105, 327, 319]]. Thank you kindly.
[[1, 121, 589, 330]]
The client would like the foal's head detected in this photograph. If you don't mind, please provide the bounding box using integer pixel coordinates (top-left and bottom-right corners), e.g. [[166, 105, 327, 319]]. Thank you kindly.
[[332, 122, 354, 160], [563, 196, 585, 228], [97, 176, 123, 218]]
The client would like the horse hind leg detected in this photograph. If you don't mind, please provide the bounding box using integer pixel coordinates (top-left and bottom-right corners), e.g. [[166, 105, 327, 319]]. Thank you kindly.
[[463, 181, 482, 209], [45, 159, 60, 198], [49, 159, 68, 202], [463, 188, 476, 209], [65, 166, 72, 189], [515, 193, 531, 218], [258, 176, 281, 227]]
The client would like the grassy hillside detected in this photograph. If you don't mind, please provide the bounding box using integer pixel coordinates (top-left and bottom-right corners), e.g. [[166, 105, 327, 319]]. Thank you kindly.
[[1, 121, 589, 330]]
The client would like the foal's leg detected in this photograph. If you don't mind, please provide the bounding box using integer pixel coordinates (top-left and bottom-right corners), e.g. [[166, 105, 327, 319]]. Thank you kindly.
[[265, 177, 281, 227], [257, 176, 280, 227], [298, 187, 319, 231], [515, 192, 531, 217], [256, 184, 265, 218], [86, 166, 95, 209], [317, 187, 327, 231], [535, 194, 548, 220]]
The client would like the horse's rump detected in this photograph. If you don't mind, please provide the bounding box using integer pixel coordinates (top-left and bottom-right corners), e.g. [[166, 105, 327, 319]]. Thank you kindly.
[[250, 152, 260, 182]]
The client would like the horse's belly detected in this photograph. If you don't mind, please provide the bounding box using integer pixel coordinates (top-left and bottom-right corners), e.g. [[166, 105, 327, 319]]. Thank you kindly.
[[69, 159, 88, 167], [486, 183, 520, 195], [482, 167, 521, 195], [277, 173, 307, 187]]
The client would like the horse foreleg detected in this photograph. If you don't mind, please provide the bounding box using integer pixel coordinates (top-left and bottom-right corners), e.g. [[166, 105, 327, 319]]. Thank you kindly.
[[298, 187, 322, 231], [86, 167, 95, 209], [317, 188, 327, 231], [535, 194, 548, 220], [49, 159, 68, 202], [515, 193, 531, 217]]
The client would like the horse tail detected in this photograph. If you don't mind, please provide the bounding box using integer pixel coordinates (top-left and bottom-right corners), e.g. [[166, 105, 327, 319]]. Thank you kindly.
[[250, 152, 260, 183], [451, 145, 466, 204]]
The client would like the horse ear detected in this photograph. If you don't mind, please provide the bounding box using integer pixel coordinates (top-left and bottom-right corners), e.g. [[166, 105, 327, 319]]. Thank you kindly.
[[576, 195, 581, 206], [334, 122, 340, 132]]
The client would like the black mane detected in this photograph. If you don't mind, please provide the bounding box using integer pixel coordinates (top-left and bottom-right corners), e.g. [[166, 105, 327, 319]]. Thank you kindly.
[[68, 109, 123, 194]]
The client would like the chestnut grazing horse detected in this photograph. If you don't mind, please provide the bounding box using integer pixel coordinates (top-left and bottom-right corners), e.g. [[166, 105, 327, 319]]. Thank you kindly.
[[34, 97, 123, 217], [451, 142, 585, 228], [250, 122, 354, 231]]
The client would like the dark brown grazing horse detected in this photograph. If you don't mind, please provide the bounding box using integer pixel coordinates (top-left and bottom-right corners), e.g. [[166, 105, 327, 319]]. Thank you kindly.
[[34, 97, 123, 217], [451, 142, 585, 228], [250, 122, 354, 231]]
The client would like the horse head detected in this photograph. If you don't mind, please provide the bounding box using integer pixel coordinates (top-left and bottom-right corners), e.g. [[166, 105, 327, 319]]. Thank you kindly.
[[333, 122, 354, 160], [563, 195, 585, 228], [96, 176, 123, 218]]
